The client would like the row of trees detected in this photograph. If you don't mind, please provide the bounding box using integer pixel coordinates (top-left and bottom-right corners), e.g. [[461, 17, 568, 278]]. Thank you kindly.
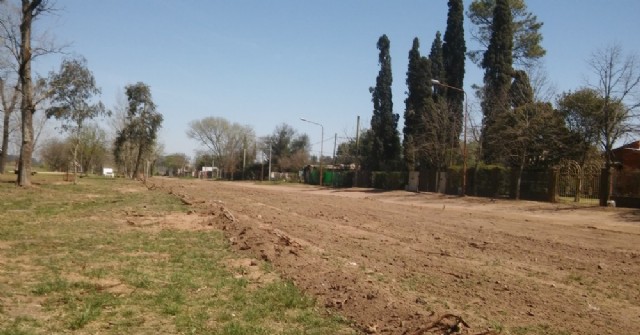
[[477, 0, 639, 202], [186, 118, 311, 179], [355, 0, 639, 203], [0, 0, 163, 184], [366, 0, 468, 181]]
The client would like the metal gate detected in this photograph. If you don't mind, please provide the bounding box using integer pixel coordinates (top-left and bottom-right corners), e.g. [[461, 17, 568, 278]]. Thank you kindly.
[[557, 160, 602, 204]]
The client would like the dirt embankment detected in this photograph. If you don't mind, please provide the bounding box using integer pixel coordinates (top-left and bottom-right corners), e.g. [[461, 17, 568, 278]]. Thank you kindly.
[[149, 178, 640, 335]]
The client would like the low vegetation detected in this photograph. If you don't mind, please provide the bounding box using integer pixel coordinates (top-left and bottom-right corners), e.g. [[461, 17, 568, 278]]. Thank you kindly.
[[0, 174, 353, 334]]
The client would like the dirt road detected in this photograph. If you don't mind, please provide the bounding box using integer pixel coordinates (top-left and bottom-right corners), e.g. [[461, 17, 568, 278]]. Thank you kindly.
[[151, 178, 640, 334]]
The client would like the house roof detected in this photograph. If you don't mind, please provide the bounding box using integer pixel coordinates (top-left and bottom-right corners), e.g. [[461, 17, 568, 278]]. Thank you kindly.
[[613, 140, 640, 169]]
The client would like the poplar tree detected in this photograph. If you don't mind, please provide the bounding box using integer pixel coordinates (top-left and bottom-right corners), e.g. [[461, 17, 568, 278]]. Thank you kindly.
[[428, 32, 456, 168], [403, 38, 432, 171], [480, 0, 513, 163], [443, 0, 466, 148], [509, 70, 533, 108], [429, 32, 445, 97], [403, 38, 421, 170], [370, 34, 400, 171], [419, 56, 450, 174]]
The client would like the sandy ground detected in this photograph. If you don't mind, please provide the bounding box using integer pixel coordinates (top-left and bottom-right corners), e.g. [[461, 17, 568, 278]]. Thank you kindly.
[[149, 178, 640, 335]]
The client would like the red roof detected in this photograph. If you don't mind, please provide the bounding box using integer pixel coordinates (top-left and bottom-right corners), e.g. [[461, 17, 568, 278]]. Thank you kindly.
[[612, 141, 640, 170]]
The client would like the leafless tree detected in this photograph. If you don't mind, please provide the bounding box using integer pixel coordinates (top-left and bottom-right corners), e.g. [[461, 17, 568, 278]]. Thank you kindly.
[[186, 116, 255, 179], [0, 1, 22, 173], [2, 0, 63, 186], [587, 43, 640, 205], [525, 61, 556, 103], [0, 75, 20, 173]]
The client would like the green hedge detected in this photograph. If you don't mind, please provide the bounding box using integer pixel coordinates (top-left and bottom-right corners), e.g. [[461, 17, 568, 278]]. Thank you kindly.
[[372, 171, 407, 190], [468, 165, 510, 197]]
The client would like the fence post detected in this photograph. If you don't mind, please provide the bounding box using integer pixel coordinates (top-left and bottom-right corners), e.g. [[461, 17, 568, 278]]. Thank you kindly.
[[548, 167, 559, 203], [599, 167, 611, 207]]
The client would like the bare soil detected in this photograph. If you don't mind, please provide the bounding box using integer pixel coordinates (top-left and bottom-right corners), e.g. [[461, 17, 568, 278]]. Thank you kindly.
[[150, 178, 640, 335]]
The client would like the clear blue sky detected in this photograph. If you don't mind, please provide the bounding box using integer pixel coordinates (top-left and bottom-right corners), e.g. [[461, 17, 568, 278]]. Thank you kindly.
[[32, 0, 640, 159]]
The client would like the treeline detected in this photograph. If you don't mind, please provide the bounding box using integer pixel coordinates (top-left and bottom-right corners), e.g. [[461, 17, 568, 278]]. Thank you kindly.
[[3, 0, 638, 200], [336, 0, 639, 202], [0, 1, 163, 184]]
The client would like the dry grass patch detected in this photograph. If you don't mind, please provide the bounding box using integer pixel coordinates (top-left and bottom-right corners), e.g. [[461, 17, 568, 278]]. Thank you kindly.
[[0, 174, 354, 335]]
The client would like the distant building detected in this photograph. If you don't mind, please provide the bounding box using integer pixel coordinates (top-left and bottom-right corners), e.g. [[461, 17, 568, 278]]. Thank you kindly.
[[612, 141, 640, 171], [198, 166, 219, 179]]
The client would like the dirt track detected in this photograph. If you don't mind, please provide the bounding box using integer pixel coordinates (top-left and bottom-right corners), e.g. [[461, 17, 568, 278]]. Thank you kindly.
[[151, 178, 640, 334]]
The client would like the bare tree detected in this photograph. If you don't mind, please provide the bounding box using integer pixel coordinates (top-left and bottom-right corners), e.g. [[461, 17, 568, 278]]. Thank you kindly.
[[0, 1, 22, 173], [186, 116, 255, 179], [11, 0, 61, 186], [525, 62, 556, 103], [0, 75, 20, 173], [7, 76, 50, 160], [75, 123, 109, 175], [587, 43, 640, 205], [39, 135, 69, 171]]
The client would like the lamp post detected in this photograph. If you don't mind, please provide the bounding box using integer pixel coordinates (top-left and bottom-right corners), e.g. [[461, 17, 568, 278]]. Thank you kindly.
[[431, 79, 468, 196], [300, 117, 324, 186]]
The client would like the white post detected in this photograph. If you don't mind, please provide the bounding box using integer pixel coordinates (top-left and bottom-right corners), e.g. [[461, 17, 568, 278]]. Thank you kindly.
[[268, 144, 272, 181]]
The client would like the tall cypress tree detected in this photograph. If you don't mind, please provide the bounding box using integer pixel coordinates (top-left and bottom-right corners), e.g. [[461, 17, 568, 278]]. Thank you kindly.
[[370, 34, 401, 171], [428, 32, 454, 168], [403, 38, 422, 170], [429, 32, 446, 98], [404, 38, 433, 171], [509, 70, 533, 108], [443, 0, 466, 148], [480, 0, 513, 163], [419, 55, 450, 174]]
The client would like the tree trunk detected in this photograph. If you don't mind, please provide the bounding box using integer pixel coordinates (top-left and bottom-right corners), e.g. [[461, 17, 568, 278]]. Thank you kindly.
[[133, 143, 144, 179], [17, 0, 38, 186], [515, 162, 523, 200], [0, 102, 11, 174], [599, 133, 613, 206], [72, 138, 79, 184], [0, 81, 19, 174], [599, 165, 612, 207], [18, 107, 33, 186]]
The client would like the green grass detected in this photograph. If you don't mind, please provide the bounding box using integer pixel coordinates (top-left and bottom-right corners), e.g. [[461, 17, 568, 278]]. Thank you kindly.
[[0, 173, 354, 334], [557, 196, 599, 205]]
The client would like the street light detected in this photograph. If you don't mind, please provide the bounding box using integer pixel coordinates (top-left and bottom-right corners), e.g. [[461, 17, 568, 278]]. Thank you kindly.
[[300, 117, 324, 187], [431, 79, 468, 196]]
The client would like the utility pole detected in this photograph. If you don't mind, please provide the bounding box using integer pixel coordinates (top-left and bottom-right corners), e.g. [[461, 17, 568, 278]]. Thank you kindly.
[[355, 115, 360, 156], [300, 118, 324, 186], [260, 152, 264, 181], [355, 115, 360, 187], [333, 133, 337, 164], [242, 135, 247, 180], [268, 143, 272, 182]]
